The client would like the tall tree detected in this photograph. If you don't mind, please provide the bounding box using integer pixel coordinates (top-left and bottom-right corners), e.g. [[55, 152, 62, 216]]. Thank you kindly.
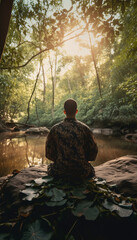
[[0, 0, 14, 61]]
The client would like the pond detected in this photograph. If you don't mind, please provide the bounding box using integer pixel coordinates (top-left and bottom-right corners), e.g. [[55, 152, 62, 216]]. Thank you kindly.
[[0, 132, 137, 177]]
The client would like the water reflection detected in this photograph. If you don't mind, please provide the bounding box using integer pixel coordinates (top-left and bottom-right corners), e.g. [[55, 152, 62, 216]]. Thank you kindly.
[[93, 135, 137, 166], [0, 134, 50, 177], [0, 133, 137, 177]]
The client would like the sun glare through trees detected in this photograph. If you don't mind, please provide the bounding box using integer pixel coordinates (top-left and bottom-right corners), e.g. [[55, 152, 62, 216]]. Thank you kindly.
[[0, 0, 136, 128]]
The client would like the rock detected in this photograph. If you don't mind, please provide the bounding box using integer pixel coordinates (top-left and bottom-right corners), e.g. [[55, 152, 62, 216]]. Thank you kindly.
[[92, 128, 102, 134], [95, 155, 137, 197], [101, 128, 113, 135], [92, 128, 114, 135], [25, 127, 49, 134], [124, 133, 137, 142], [2, 165, 48, 205], [1, 155, 137, 206]]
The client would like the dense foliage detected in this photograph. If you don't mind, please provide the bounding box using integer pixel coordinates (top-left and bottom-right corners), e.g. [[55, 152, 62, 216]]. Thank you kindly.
[[0, 0, 136, 128]]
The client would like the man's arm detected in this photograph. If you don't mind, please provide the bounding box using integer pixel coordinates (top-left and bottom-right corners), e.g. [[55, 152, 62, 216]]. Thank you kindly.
[[46, 129, 57, 162], [85, 130, 98, 162]]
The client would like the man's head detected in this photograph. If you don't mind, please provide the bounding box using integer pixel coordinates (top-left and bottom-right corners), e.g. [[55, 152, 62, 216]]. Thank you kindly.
[[64, 98, 78, 118]]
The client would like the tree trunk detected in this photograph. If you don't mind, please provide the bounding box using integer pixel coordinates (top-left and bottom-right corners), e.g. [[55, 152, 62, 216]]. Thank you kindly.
[[52, 75, 55, 118], [67, 77, 72, 93], [0, 0, 14, 61], [35, 94, 40, 125], [42, 63, 46, 102], [49, 53, 57, 119], [87, 28, 102, 97], [26, 65, 41, 124]]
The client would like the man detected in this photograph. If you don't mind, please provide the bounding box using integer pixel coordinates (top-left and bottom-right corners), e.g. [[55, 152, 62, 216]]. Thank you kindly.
[[46, 98, 98, 181]]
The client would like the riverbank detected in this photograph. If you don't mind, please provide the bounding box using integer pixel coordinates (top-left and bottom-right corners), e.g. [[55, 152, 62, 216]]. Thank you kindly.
[[1, 120, 137, 136]]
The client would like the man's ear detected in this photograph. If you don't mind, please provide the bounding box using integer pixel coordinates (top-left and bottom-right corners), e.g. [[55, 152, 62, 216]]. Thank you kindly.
[[64, 110, 66, 114], [76, 109, 78, 114]]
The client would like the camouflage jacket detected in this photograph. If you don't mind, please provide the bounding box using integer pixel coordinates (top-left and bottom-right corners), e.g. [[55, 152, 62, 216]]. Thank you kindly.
[[46, 118, 98, 179]]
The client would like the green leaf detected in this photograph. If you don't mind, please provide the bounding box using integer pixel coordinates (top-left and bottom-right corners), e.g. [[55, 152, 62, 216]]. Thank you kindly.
[[68, 235, 75, 240], [84, 206, 100, 221], [34, 177, 53, 185], [0, 233, 12, 240], [21, 219, 53, 240], [109, 184, 117, 191], [42, 176, 54, 181], [94, 178, 106, 185], [102, 200, 133, 217], [25, 183, 33, 187], [46, 199, 67, 207], [72, 201, 93, 217], [46, 188, 66, 201], [119, 200, 132, 209], [21, 188, 38, 201], [70, 188, 87, 199]]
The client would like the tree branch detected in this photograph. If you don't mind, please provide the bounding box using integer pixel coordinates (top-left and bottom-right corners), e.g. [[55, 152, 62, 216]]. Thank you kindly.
[[12, 40, 40, 50], [0, 26, 88, 70]]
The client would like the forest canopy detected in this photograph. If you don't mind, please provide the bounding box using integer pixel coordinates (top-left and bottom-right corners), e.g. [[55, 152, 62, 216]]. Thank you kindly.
[[0, 0, 137, 128]]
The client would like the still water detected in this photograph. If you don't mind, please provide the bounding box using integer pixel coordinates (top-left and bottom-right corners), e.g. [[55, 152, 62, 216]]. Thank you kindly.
[[0, 132, 137, 177]]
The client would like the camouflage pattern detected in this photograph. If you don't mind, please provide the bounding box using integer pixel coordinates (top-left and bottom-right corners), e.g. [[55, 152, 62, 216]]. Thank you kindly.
[[46, 118, 98, 180]]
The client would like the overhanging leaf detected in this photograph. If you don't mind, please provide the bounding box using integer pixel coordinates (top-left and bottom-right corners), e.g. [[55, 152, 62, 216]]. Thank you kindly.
[[21, 219, 53, 240]]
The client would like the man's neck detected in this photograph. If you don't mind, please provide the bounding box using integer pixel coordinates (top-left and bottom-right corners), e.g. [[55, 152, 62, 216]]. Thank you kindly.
[[66, 115, 76, 119]]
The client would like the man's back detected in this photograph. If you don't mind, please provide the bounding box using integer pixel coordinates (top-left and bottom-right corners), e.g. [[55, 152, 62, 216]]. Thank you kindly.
[[46, 118, 98, 179]]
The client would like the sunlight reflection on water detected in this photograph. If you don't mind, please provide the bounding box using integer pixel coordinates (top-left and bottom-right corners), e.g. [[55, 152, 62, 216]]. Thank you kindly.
[[0, 133, 137, 177]]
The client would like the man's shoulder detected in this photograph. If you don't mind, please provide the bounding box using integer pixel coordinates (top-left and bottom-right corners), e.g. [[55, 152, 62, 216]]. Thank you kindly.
[[76, 120, 91, 131], [50, 121, 64, 132], [50, 119, 91, 133]]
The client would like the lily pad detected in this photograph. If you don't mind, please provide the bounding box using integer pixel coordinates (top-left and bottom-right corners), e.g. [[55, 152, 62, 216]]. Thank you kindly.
[[21, 188, 38, 201], [102, 199, 133, 217], [84, 206, 100, 221], [46, 199, 67, 207], [96, 180, 106, 185], [119, 200, 132, 209], [109, 184, 117, 191], [72, 200, 99, 220], [72, 201, 93, 217], [45, 188, 66, 201], [25, 183, 33, 187], [21, 219, 53, 240], [34, 177, 53, 185], [70, 188, 87, 199]]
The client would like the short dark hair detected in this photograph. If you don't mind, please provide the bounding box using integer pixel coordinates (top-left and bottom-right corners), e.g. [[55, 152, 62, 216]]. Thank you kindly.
[[64, 99, 77, 115]]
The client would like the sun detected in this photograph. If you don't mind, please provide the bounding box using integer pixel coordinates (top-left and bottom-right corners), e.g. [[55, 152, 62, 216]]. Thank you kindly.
[[62, 31, 102, 57]]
